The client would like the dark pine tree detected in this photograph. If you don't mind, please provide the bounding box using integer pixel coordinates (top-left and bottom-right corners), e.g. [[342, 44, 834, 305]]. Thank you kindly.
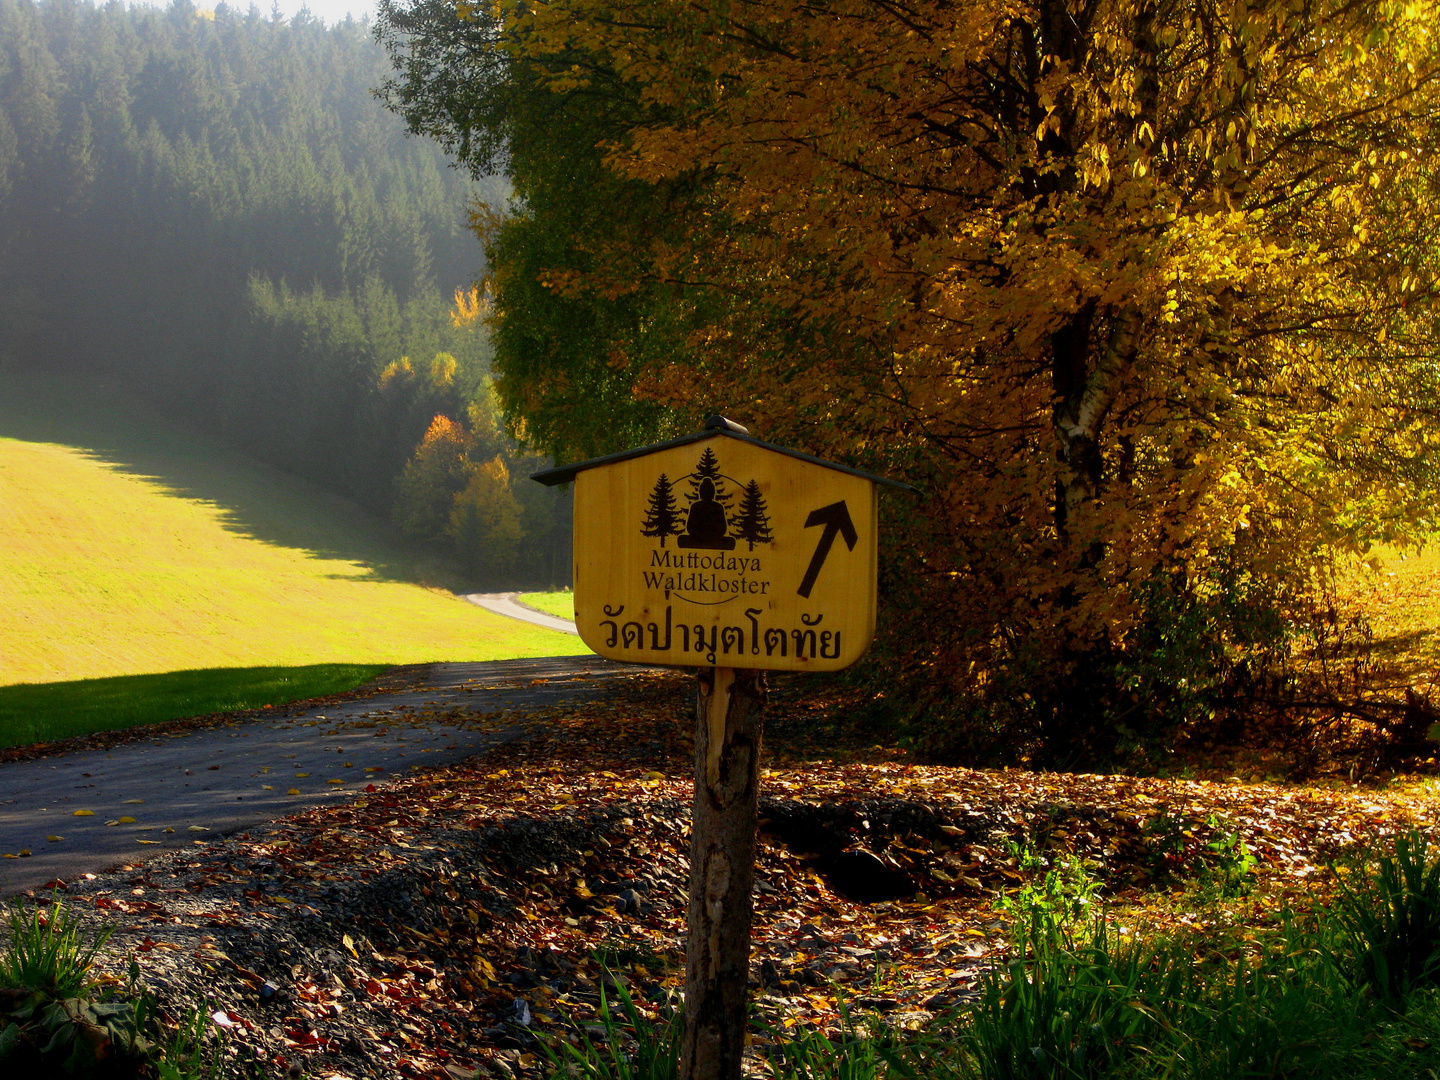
[[732, 479, 774, 550], [642, 472, 680, 546], [687, 446, 734, 508]]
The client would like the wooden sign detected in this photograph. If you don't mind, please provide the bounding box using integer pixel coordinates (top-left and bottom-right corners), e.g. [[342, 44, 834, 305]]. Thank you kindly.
[[534, 417, 909, 671], [534, 417, 912, 1080]]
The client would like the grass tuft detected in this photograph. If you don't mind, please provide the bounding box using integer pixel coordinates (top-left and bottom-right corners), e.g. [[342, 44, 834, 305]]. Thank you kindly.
[[1332, 830, 1440, 1000], [538, 973, 680, 1080], [0, 896, 111, 999]]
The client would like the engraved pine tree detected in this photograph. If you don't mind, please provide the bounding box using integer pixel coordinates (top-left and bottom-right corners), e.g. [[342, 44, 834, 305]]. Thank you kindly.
[[641, 473, 681, 546], [732, 479, 774, 550], [687, 446, 734, 508]]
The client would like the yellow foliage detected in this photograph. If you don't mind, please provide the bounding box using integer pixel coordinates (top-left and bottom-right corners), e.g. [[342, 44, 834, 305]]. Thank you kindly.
[[430, 352, 457, 386], [413, 0, 1440, 729], [452, 285, 492, 328], [394, 415, 475, 542], [378, 356, 414, 387]]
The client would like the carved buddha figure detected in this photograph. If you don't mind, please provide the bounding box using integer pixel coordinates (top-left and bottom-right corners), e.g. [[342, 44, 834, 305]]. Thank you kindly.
[[677, 477, 736, 550]]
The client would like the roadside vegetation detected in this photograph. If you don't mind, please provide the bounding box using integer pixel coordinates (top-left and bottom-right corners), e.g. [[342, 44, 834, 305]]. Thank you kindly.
[[545, 836, 1440, 1080], [0, 897, 223, 1078], [0, 665, 389, 749], [22, 672, 1434, 1078]]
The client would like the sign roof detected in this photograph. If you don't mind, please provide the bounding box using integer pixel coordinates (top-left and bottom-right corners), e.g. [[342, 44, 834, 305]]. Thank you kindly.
[[531, 416, 917, 492]]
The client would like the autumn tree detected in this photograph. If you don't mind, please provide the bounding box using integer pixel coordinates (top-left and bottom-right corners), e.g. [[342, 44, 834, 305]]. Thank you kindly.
[[450, 455, 525, 581], [380, 0, 1440, 760], [393, 414, 477, 542]]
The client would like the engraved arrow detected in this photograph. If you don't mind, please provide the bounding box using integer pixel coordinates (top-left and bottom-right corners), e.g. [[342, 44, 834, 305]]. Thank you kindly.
[[797, 501, 858, 598]]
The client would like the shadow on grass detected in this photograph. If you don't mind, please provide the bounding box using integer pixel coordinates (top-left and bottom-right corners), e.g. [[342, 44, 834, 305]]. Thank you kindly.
[[0, 368, 456, 588], [0, 664, 390, 748]]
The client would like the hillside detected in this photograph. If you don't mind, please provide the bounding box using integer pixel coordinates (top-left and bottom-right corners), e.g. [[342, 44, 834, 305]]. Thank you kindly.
[[0, 369, 585, 686]]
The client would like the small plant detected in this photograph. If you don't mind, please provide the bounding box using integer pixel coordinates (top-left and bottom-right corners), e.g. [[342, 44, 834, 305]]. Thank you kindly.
[[153, 1001, 226, 1080], [0, 993, 156, 1077], [1140, 813, 1197, 883], [1196, 816, 1257, 900], [0, 897, 156, 1077], [1006, 839, 1050, 875], [0, 896, 111, 999], [996, 850, 1102, 947], [538, 972, 680, 1080], [591, 935, 674, 975], [0, 901, 228, 1079], [1331, 830, 1440, 999], [765, 1004, 934, 1080]]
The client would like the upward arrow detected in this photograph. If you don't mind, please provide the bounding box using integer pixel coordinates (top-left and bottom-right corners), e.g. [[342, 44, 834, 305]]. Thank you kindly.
[[797, 501, 858, 598]]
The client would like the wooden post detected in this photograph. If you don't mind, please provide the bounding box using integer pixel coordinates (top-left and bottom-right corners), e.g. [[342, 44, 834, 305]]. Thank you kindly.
[[680, 666, 767, 1080]]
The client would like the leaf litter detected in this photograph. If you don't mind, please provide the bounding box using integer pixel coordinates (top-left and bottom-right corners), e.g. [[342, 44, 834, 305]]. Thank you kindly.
[[17, 671, 1440, 1079]]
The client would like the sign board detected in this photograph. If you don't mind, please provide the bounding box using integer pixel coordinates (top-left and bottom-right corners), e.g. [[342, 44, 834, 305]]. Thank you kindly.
[[534, 418, 911, 672]]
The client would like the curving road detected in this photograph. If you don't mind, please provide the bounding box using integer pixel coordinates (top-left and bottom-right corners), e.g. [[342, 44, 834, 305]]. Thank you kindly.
[[463, 591, 579, 636], [0, 595, 592, 895]]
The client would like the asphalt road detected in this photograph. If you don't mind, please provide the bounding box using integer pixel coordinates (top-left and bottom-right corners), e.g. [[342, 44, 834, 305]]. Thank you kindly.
[[0, 657, 637, 896]]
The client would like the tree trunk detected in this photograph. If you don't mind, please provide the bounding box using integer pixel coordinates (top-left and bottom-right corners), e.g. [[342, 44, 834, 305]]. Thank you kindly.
[[1053, 303, 1141, 546], [680, 667, 767, 1080]]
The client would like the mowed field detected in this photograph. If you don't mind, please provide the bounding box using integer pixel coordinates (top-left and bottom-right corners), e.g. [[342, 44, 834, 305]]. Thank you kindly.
[[0, 368, 586, 687]]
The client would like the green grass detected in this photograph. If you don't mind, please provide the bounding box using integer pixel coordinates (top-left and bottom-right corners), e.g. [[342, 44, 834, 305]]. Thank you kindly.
[[519, 590, 575, 621], [0, 368, 588, 688], [0, 664, 390, 748]]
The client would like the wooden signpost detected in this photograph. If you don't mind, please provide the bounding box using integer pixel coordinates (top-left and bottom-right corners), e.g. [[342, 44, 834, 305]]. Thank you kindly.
[[534, 416, 911, 1080]]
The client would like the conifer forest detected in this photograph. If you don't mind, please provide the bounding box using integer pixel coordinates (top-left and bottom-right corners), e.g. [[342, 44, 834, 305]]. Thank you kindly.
[[0, 0, 569, 584]]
